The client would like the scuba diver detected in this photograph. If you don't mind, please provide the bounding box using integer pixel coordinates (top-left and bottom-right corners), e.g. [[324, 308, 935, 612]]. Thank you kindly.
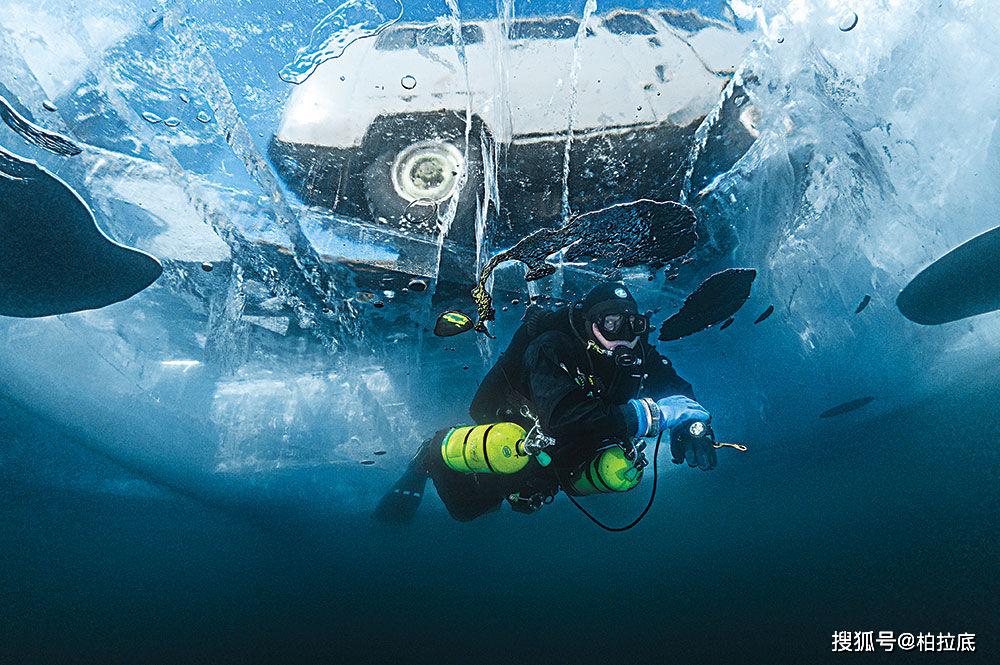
[[374, 281, 717, 524]]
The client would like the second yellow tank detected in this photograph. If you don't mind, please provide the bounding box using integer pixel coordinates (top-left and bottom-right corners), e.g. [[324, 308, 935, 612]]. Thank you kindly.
[[565, 445, 643, 496]]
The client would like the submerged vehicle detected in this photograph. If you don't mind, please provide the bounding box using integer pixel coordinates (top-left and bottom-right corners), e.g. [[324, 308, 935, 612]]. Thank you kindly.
[[270, 8, 759, 281]]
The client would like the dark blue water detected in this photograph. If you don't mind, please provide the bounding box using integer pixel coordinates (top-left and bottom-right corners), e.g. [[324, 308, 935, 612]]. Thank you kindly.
[[3, 380, 997, 664]]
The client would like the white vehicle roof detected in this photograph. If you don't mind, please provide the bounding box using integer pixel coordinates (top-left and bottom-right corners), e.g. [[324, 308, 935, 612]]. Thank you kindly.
[[277, 9, 755, 149]]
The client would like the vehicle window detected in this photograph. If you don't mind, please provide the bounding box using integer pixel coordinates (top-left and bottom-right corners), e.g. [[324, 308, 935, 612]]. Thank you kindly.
[[603, 12, 657, 36], [414, 24, 484, 47], [376, 24, 483, 50], [659, 11, 713, 33], [375, 28, 416, 50], [510, 18, 580, 40], [461, 25, 484, 44], [415, 25, 453, 47]]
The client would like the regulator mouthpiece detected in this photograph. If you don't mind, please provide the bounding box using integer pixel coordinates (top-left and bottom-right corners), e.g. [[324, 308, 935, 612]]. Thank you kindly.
[[611, 346, 642, 368]]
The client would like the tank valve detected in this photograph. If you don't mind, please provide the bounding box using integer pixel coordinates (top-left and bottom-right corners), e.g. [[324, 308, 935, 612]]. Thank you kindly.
[[520, 409, 557, 467], [521, 433, 554, 467]]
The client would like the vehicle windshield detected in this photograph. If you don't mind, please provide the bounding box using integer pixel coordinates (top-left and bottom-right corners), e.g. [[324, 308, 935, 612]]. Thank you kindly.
[[603, 12, 658, 36], [659, 10, 715, 32], [375, 27, 416, 50], [509, 18, 581, 41]]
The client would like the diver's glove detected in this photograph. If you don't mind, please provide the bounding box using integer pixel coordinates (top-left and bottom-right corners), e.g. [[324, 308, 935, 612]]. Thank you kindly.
[[656, 395, 710, 431], [627, 395, 711, 439], [669, 420, 717, 471], [656, 396, 715, 471]]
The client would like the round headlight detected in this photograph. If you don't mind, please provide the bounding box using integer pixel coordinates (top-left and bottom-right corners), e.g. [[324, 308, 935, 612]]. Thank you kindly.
[[390, 141, 465, 204]]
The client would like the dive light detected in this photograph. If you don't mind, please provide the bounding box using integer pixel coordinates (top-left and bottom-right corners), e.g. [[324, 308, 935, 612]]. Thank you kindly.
[[676, 420, 747, 451]]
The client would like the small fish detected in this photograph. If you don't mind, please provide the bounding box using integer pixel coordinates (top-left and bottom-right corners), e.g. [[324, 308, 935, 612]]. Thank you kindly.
[[719, 317, 735, 330], [360, 460, 376, 466], [855, 294, 871, 314], [819, 396, 875, 418], [754, 305, 774, 324], [373, 450, 387, 456]]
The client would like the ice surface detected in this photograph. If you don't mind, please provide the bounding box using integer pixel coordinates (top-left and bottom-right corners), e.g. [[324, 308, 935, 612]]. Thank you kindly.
[[0, 0, 998, 517], [279, 0, 404, 85], [677, 0, 1000, 414], [0, 93, 81, 156], [472, 200, 698, 331]]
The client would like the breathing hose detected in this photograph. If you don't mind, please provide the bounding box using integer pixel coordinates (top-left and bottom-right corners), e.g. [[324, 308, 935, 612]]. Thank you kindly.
[[560, 430, 666, 533], [562, 423, 745, 532]]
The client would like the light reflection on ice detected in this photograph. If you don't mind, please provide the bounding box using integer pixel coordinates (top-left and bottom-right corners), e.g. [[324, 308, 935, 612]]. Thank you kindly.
[[279, 0, 404, 85]]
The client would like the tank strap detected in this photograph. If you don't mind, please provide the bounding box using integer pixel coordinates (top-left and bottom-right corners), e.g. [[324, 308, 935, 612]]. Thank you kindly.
[[461, 427, 475, 472], [582, 463, 601, 493], [589, 455, 615, 493], [480, 423, 498, 474], [583, 458, 607, 493]]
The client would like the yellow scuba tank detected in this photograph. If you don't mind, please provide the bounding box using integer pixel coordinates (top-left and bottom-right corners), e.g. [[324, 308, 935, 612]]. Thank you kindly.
[[565, 446, 643, 496], [440, 423, 530, 475]]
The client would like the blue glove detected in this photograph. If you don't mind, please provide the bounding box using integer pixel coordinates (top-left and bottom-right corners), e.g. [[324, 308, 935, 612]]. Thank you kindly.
[[656, 395, 710, 431]]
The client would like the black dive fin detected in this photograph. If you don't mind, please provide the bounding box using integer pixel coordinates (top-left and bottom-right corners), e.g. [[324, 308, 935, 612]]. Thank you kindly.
[[372, 445, 430, 524]]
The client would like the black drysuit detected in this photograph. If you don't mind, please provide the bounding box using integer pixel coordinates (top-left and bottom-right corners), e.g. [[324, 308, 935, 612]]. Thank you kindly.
[[427, 305, 695, 521]]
